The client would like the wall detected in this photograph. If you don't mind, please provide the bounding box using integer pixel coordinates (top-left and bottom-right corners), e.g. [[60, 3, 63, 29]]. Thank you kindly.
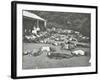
[[0, 0, 99, 80]]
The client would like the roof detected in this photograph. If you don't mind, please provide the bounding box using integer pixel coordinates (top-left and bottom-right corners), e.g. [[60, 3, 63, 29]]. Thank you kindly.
[[23, 11, 46, 21]]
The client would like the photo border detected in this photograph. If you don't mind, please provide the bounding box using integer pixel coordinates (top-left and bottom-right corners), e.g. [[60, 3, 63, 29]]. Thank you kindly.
[[11, 1, 98, 79]]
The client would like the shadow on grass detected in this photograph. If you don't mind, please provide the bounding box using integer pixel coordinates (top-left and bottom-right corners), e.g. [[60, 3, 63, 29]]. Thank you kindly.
[[47, 53, 74, 60]]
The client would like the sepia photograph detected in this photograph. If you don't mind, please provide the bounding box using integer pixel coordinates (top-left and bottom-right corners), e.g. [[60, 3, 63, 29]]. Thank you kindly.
[[11, 1, 97, 79]]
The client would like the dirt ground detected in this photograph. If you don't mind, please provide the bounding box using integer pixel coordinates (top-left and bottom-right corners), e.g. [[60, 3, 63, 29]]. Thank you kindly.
[[22, 43, 91, 69]]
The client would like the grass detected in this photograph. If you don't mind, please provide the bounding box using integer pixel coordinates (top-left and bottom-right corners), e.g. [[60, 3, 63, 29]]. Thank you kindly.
[[22, 43, 90, 69]]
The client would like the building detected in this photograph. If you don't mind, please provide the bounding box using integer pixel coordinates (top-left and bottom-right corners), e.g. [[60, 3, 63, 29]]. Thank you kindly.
[[23, 11, 47, 35]]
